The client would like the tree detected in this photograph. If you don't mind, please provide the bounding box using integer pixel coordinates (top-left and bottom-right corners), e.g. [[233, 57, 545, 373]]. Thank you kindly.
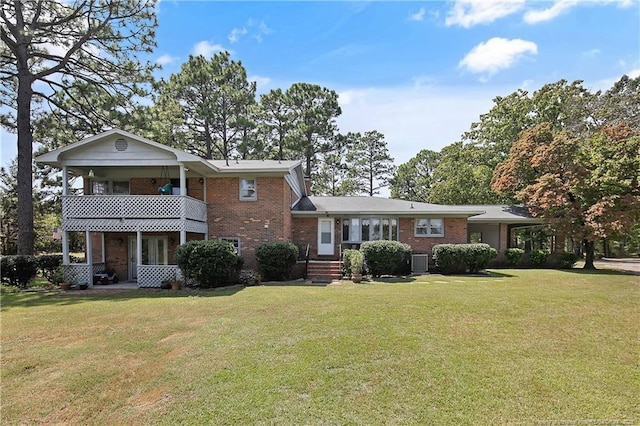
[[313, 133, 360, 196], [346, 131, 395, 196], [492, 123, 640, 269], [390, 149, 440, 201], [257, 88, 295, 160], [1, 0, 157, 254], [428, 142, 504, 204], [286, 83, 341, 177], [158, 53, 256, 162]]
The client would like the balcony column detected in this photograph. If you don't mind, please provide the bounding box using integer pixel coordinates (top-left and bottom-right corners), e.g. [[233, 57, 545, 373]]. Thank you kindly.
[[180, 164, 187, 245], [136, 231, 142, 284], [62, 166, 68, 196], [179, 164, 186, 195], [62, 231, 70, 265]]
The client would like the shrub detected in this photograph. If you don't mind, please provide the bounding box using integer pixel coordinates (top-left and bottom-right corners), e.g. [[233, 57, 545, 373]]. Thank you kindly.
[[504, 248, 525, 266], [529, 249, 548, 268], [0, 255, 38, 288], [255, 242, 299, 281], [175, 240, 240, 288], [360, 240, 412, 277], [432, 244, 496, 274], [238, 269, 261, 286], [560, 252, 578, 269], [350, 250, 364, 275], [342, 249, 358, 276], [37, 254, 63, 282]]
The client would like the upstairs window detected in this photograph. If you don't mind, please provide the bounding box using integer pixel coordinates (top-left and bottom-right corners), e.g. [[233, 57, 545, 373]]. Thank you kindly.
[[240, 178, 257, 201], [91, 180, 129, 195], [415, 218, 444, 237]]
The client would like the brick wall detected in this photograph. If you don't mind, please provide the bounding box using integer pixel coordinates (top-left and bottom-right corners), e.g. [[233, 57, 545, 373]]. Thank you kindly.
[[400, 217, 468, 256], [207, 176, 293, 269], [292, 217, 320, 257]]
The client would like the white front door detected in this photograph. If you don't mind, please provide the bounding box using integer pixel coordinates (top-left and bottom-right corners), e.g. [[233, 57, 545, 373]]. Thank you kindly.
[[317, 218, 335, 255]]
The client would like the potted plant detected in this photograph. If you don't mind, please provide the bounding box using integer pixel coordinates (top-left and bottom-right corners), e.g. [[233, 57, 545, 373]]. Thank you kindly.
[[52, 267, 71, 290], [351, 250, 364, 283]]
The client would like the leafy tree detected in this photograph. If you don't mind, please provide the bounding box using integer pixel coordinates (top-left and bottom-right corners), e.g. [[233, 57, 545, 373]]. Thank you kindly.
[[428, 142, 503, 204], [390, 149, 440, 201], [1, 0, 157, 255], [492, 123, 640, 269], [286, 83, 342, 177], [591, 74, 640, 130], [346, 130, 395, 196], [158, 52, 256, 162]]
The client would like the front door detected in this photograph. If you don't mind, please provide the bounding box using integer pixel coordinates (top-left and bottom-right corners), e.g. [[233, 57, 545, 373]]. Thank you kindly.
[[317, 218, 334, 256]]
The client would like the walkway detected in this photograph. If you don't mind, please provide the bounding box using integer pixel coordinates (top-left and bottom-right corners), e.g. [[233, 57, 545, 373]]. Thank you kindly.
[[593, 258, 640, 275]]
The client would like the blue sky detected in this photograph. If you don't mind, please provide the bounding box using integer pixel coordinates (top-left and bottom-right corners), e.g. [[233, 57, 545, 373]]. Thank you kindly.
[[2, 0, 639, 169]]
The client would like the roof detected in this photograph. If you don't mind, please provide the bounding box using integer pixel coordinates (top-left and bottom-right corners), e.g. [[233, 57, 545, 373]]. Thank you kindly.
[[292, 196, 485, 217], [208, 159, 302, 174], [459, 205, 543, 223]]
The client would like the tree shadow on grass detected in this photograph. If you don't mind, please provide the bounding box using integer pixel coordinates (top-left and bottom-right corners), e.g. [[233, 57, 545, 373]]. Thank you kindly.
[[0, 286, 245, 310]]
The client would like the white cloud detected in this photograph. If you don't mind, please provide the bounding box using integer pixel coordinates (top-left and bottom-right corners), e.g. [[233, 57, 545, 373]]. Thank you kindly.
[[410, 7, 426, 21], [445, 0, 525, 28], [192, 41, 226, 58], [582, 48, 601, 58], [523, 0, 578, 24], [156, 54, 178, 66], [249, 74, 272, 93], [228, 27, 247, 44], [459, 37, 538, 75]]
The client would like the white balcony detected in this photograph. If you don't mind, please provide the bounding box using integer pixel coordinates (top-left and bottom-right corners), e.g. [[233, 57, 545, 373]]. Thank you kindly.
[[62, 195, 208, 233]]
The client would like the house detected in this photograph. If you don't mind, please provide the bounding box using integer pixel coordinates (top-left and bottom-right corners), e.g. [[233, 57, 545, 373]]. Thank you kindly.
[[35, 129, 542, 287]]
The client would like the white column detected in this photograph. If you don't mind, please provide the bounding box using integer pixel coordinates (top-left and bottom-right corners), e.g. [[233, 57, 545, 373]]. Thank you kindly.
[[179, 164, 186, 195], [62, 231, 70, 264], [62, 166, 68, 196]]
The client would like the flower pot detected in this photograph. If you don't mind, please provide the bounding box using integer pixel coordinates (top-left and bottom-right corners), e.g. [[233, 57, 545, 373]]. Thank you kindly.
[[170, 281, 181, 291], [59, 282, 71, 291], [351, 273, 362, 283]]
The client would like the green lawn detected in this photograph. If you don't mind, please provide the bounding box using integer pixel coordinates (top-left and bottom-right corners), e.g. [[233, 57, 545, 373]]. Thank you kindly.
[[1, 270, 638, 425]]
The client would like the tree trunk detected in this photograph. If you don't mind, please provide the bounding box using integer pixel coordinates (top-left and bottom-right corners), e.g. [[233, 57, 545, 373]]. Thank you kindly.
[[17, 74, 35, 255], [583, 239, 596, 269]]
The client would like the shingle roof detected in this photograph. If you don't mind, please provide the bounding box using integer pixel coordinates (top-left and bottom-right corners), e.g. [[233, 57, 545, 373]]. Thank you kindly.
[[292, 196, 485, 216]]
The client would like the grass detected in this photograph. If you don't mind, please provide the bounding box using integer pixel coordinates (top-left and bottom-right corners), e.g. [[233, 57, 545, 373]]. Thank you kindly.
[[1, 269, 638, 425]]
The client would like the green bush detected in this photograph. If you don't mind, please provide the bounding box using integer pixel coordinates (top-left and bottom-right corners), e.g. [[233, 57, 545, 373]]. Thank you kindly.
[[342, 249, 358, 276], [37, 254, 63, 282], [504, 248, 525, 266], [560, 252, 578, 269], [360, 240, 412, 277], [350, 250, 364, 275], [238, 269, 261, 286], [256, 242, 299, 281], [529, 249, 548, 268], [0, 255, 38, 288], [432, 244, 496, 274], [175, 240, 240, 288]]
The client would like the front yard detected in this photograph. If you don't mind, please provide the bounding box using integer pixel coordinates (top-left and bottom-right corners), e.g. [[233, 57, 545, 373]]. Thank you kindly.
[[1, 270, 638, 425]]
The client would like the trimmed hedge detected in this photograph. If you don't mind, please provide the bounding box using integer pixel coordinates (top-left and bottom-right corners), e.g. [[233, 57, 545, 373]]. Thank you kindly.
[[256, 242, 299, 281], [360, 240, 412, 277], [1, 255, 39, 288], [175, 240, 240, 288], [560, 252, 578, 269], [37, 254, 63, 282], [504, 248, 525, 266], [342, 249, 358, 276], [432, 243, 497, 274], [529, 249, 548, 268]]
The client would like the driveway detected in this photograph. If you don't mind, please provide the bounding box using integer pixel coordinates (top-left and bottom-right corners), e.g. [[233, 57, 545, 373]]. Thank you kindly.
[[593, 258, 640, 275]]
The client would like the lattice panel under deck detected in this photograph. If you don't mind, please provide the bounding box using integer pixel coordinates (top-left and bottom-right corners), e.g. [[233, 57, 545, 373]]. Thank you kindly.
[[137, 265, 181, 288]]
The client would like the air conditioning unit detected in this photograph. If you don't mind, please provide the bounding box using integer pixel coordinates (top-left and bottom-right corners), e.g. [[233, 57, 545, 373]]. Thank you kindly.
[[411, 254, 428, 273]]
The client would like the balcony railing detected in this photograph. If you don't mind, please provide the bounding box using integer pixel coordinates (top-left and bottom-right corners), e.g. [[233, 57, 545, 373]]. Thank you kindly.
[[62, 195, 207, 222]]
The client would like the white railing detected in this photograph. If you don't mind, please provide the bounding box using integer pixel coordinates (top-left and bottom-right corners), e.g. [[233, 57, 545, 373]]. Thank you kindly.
[[62, 195, 207, 222]]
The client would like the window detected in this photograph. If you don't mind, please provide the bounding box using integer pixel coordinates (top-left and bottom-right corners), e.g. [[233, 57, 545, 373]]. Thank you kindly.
[[218, 237, 241, 255], [91, 180, 130, 195], [415, 218, 444, 237], [240, 178, 257, 200], [342, 217, 398, 242]]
